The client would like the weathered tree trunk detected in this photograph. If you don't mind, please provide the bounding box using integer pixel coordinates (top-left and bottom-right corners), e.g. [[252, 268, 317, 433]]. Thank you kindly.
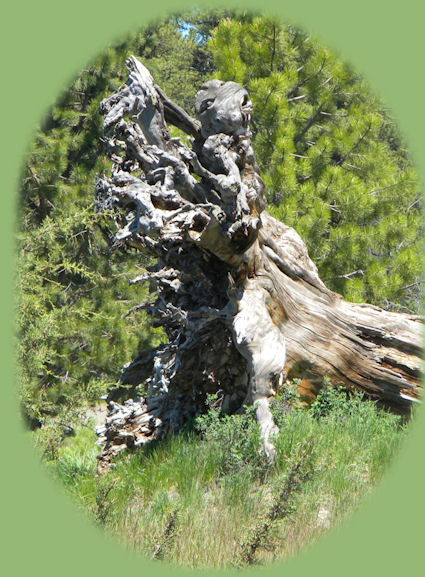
[[94, 57, 422, 474]]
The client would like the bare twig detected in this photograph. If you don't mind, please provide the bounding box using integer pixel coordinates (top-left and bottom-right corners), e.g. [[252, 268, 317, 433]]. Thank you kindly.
[[323, 269, 364, 281]]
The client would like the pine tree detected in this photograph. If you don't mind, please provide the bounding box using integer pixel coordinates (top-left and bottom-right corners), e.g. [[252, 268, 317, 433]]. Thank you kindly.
[[209, 15, 421, 310]]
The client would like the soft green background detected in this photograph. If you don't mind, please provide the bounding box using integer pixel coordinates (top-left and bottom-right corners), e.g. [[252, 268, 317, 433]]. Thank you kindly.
[[2, 0, 424, 575]]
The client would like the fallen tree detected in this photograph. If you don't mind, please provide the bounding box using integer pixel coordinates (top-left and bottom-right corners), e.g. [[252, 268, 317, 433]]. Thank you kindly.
[[94, 57, 422, 473]]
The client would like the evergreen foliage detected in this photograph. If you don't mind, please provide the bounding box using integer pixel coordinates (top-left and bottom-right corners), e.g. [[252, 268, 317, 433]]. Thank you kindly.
[[209, 15, 422, 308]]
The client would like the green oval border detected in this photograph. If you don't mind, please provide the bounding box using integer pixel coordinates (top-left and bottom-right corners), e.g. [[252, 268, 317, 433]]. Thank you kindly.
[[3, 1, 424, 576]]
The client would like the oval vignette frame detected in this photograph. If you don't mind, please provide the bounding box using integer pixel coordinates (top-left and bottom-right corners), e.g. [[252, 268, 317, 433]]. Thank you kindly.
[[2, 1, 425, 577]]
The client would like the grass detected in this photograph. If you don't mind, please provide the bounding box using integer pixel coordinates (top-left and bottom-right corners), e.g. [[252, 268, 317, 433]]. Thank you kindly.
[[36, 382, 409, 569]]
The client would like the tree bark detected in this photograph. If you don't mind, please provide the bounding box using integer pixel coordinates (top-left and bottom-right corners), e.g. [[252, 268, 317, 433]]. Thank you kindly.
[[94, 57, 422, 474]]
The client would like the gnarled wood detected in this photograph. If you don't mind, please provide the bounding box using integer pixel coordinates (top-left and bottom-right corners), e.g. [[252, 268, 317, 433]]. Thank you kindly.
[[95, 57, 422, 472]]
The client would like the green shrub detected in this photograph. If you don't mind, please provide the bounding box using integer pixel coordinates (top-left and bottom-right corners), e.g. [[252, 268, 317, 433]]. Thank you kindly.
[[194, 397, 268, 479], [309, 379, 403, 430], [309, 380, 352, 420], [271, 379, 303, 427]]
